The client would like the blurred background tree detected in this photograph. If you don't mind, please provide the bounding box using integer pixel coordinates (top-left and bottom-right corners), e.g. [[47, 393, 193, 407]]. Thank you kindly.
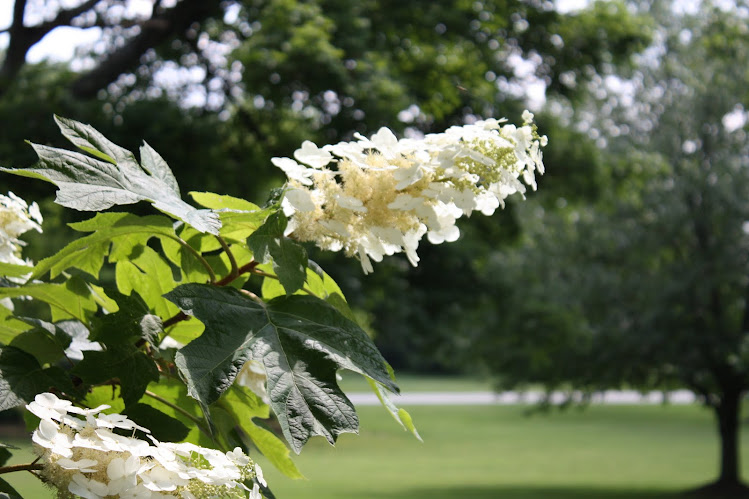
[[470, 2, 749, 494]]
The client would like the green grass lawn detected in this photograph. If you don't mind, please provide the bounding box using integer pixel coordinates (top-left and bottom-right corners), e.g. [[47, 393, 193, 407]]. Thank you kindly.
[[2, 403, 744, 498], [258, 404, 744, 499]]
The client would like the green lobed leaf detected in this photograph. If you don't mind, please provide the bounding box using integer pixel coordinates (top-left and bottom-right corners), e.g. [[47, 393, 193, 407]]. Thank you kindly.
[[30, 213, 177, 280], [0, 278, 98, 323], [0, 478, 21, 498], [83, 385, 125, 414], [143, 378, 212, 447], [0, 346, 74, 411], [189, 192, 260, 212], [115, 246, 179, 319], [8, 318, 72, 366], [0, 307, 31, 345], [1, 116, 220, 234], [165, 284, 397, 453], [190, 191, 271, 243], [140, 142, 180, 196], [90, 292, 161, 346], [0, 263, 32, 279], [123, 403, 189, 442], [73, 346, 159, 406], [261, 265, 356, 321], [222, 385, 304, 479], [366, 377, 422, 442], [247, 211, 307, 294]]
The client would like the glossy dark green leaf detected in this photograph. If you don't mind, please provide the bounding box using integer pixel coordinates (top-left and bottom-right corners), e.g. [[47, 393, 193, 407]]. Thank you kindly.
[[90, 292, 161, 346], [1, 116, 219, 234], [73, 346, 159, 406], [165, 284, 397, 452], [0, 347, 73, 411], [222, 385, 303, 479], [123, 403, 189, 442], [247, 211, 307, 294]]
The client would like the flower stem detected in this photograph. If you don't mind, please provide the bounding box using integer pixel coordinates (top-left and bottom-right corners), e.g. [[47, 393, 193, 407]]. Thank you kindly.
[[216, 236, 238, 278], [0, 463, 44, 475], [144, 390, 212, 438], [169, 235, 216, 283]]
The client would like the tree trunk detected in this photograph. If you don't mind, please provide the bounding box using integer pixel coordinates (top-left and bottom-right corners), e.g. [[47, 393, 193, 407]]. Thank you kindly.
[[716, 386, 742, 486]]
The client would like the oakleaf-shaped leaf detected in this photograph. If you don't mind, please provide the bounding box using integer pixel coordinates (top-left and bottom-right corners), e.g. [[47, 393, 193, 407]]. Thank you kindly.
[[1, 116, 219, 234], [165, 284, 397, 453], [0, 278, 98, 322], [247, 211, 307, 294], [30, 213, 178, 280], [73, 346, 159, 406], [0, 263, 32, 278], [8, 317, 73, 366], [0, 477, 21, 498], [0, 306, 31, 345], [90, 292, 160, 346], [222, 385, 304, 479], [0, 346, 74, 411], [123, 403, 189, 442]]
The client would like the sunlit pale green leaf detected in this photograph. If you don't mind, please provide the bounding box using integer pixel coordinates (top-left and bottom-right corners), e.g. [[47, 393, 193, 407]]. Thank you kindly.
[[30, 213, 177, 280], [261, 265, 356, 320], [0, 263, 32, 279], [0, 278, 98, 323], [366, 377, 422, 441], [116, 246, 179, 319], [0, 307, 30, 345], [8, 317, 73, 366]]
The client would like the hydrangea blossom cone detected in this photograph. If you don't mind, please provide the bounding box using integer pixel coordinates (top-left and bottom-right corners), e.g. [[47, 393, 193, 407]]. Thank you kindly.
[[0, 191, 42, 267], [0, 191, 42, 309], [274, 113, 547, 273], [25, 393, 264, 498]]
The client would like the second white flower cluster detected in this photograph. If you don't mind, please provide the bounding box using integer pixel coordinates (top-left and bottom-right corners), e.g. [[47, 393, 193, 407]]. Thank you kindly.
[[0, 191, 42, 268], [26, 393, 265, 499], [274, 111, 547, 273]]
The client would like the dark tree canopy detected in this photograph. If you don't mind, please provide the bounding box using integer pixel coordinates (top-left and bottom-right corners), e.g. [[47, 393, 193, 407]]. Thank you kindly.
[[472, 3, 749, 492]]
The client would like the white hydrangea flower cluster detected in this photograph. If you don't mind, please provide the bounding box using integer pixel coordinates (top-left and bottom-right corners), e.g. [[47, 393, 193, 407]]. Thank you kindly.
[[0, 192, 43, 310], [26, 393, 266, 499], [274, 111, 547, 273], [0, 191, 42, 267]]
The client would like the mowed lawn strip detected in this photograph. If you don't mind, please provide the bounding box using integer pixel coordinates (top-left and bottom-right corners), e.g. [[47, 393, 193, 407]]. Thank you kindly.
[[258, 404, 747, 499], [3, 403, 745, 498]]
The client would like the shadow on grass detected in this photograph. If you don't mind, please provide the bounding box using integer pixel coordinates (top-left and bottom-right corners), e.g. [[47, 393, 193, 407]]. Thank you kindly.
[[370, 486, 680, 499]]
